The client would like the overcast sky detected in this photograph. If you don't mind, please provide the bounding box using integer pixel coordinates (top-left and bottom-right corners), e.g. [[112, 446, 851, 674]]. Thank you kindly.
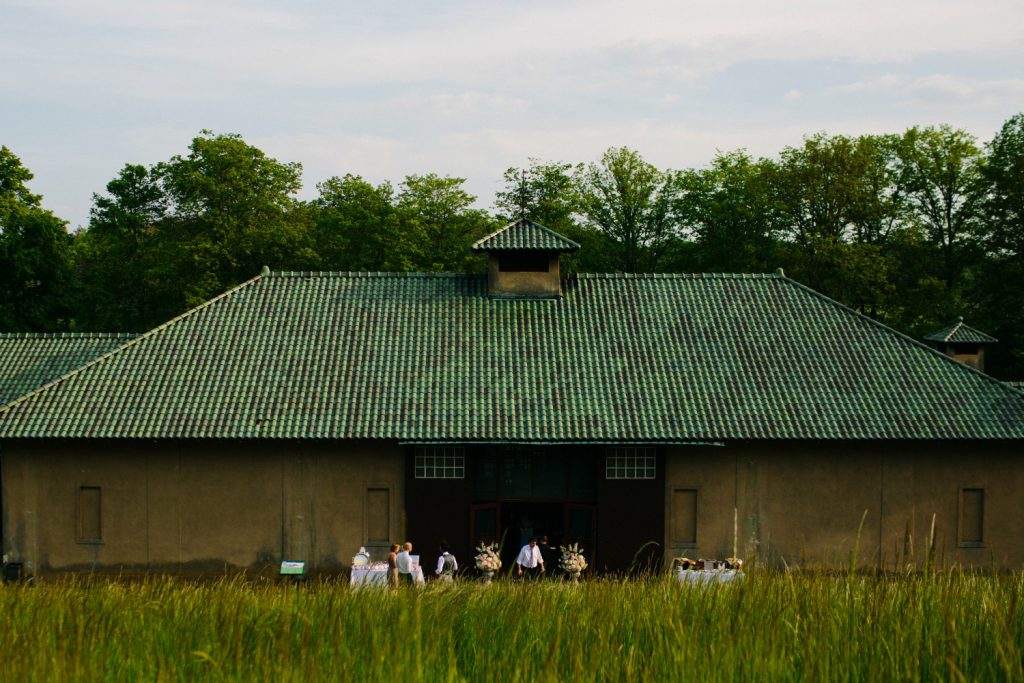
[[3, 0, 1023, 228]]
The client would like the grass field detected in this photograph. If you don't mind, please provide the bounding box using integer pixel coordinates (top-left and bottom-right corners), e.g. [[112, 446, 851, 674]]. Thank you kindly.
[[1, 570, 1021, 682]]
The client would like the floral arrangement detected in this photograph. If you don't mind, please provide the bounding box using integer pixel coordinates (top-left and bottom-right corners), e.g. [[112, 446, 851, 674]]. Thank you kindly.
[[474, 542, 501, 572], [559, 543, 588, 574], [673, 556, 743, 571]]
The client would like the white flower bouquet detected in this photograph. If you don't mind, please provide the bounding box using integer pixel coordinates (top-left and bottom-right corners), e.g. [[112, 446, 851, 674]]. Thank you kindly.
[[474, 542, 502, 572], [559, 543, 588, 574]]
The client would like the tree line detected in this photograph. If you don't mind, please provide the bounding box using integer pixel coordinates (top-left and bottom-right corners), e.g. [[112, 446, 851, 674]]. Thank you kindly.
[[1, 114, 1022, 378]]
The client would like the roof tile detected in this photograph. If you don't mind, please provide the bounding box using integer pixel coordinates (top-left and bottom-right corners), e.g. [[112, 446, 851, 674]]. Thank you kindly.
[[0, 333, 136, 406], [0, 272, 1022, 440]]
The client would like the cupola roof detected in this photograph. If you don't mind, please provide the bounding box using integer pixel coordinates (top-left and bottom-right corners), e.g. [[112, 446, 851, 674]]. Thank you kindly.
[[472, 218, 580, 253], [924, 317, 998, 344]]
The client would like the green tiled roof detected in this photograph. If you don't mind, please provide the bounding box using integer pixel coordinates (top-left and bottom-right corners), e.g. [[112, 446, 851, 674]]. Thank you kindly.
[[0, 333, 136, 406], [924, 318, 998, 344], [1, 272, 1023, 440], [473, 219, 580, 252]]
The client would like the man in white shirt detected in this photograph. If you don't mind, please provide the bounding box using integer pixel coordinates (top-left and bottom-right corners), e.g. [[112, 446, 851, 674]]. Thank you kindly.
[[516, 537, 544, 579], [396, 542, 414, 585]]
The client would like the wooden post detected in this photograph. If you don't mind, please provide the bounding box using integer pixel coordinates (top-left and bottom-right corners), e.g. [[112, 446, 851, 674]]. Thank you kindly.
[[733, 507, 738, 559]]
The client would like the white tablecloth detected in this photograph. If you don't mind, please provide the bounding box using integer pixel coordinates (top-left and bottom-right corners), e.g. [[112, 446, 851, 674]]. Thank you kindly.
[[350, 565, 424, 587], [676, 569, 743, 585]]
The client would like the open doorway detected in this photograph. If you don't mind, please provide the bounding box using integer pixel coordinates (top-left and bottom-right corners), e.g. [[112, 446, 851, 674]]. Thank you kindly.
[[472, 502, 596, 572]]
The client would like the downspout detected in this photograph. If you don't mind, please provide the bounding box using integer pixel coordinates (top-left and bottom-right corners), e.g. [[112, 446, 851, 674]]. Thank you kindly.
[[0, 440, 4, 564]]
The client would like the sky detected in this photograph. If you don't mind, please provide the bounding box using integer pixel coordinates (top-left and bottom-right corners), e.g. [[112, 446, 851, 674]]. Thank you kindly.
[[3, 0, 1023, 229]]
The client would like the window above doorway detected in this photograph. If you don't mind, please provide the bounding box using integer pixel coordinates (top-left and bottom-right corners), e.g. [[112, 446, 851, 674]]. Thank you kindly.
[[605, 446, 656, 479], [415, 446, 465, 479]]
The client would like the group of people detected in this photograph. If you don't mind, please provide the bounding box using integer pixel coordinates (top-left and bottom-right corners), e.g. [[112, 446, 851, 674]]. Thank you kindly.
[[385, 541, 459, 586], [383, 535, 558, 585]]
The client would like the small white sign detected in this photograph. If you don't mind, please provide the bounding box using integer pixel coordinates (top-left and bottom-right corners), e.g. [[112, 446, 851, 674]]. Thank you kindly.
[[280, 561, 305, 575]]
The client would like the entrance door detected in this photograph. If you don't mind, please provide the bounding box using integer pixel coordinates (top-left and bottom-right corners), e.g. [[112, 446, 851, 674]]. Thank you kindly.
[[565, 503, 597, 564], [496, 502, 565, 570], [469, 503, 499, 549]]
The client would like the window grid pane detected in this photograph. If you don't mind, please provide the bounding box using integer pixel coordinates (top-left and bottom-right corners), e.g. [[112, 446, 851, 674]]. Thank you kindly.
[[605, 447, 656, 479], [414, 446, 466, 479]]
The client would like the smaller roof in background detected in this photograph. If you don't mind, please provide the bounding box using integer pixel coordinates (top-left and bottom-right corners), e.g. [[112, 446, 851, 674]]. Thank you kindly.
[[472, 218, 580, 253], [0, 333, 137, 406], [924, 318, 998, 344]]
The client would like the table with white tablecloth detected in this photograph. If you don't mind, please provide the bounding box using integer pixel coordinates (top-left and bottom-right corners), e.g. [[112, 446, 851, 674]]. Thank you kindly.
[[350, 564, 424, 587], [676, 568, 743, 585]]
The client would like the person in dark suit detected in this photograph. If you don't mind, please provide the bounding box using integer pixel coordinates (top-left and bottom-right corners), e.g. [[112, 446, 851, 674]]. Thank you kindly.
[[538, 534, 558, 578]]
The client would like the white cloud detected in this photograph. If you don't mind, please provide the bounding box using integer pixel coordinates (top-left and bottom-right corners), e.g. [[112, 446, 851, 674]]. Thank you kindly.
[[388, 92, 530, 118], [822, 74, 907, 96], [8, 0, 300, 30], [908, 74, 1024, 105], [3, 0, 1022, 227], [8, 0, 1023, 96], [817, 72, 1024, 108]]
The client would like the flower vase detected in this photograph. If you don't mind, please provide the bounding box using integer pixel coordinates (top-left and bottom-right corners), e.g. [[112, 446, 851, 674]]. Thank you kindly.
[[481, 570, 494, 584], [568, 571, 581, 583]]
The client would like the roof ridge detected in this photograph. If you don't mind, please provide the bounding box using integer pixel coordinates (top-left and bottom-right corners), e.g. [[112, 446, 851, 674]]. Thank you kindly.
[[573, 272, 780, 280], [0, 332, 138, 339], [777, 275, 1024, 399], [0, 274, 266, 416], [267, 271, 486, 279], [263, 270, 781, 280]]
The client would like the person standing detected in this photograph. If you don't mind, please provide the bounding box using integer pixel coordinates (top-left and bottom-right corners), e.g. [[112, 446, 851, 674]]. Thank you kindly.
[[435, 541, 458, 583], [396, 542, 415, 586], [538, 534, 557, 578], [386, 543, 400, 588], [516, 537, 544, 579]]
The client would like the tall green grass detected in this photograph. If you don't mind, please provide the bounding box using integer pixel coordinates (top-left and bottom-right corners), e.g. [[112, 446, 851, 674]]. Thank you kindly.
[[1, 570, 1021, 681]]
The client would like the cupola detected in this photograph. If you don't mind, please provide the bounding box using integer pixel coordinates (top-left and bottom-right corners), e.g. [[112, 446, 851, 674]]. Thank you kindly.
[[924, 317, 997, 373], [472, 218, 580, 298]]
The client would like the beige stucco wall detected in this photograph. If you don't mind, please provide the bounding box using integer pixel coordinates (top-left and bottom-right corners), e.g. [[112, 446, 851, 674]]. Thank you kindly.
[[665, 441, 1024, 570], [487, 254, 561, 297], [4, 438, 1021, 576], [1, 440, 404, 577]]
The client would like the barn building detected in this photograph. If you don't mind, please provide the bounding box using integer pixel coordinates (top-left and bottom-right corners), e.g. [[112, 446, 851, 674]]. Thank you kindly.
[[2, 219, 1023, 578]]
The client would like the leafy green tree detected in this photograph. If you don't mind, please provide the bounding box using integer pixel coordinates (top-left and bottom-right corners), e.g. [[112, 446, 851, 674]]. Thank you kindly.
[[576, 147, 675, 272], [154, 131, 315, 308], [0, 146, 72, 331], [898, 125, 985, 289], [975, 113, 1024, 377], [774, 133, 907, 245], [311, 174, 407, 271], [495, 160, 580, 231], [72, 164, 166, 330], [89, 164, 166, 248], [982, 113, 1024, 257], [494, 159, 616, 273], [672, 150, 783, 273], [769, 134, 914, 315], [396, 173, 495, 272], [0, 145, 41, 207]]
